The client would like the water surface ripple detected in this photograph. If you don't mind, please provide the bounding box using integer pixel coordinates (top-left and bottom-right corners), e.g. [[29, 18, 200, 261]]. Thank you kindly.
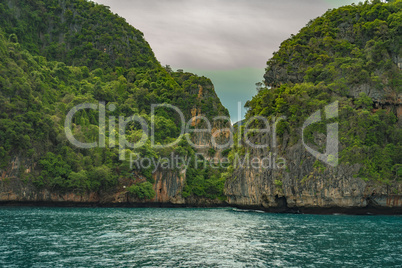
[[0, 207, 400, 267]]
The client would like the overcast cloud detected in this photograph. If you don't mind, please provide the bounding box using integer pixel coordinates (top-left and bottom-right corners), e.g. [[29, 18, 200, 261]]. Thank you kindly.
[[93, 0, 358, 69], [93, 0, 357, 121]]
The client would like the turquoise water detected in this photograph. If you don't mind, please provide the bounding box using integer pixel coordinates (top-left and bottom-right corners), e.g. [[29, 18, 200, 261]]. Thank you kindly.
[[0, 207, 401, 267]]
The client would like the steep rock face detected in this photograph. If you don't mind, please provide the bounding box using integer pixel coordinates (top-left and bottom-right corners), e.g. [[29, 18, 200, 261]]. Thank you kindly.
[[0, 166, 227, 207], [225, 1, 402, 213], [0, 161, 101, 203], [153, 170, 186, 204], [225, 135, 402, 212], [0, 155, 184, 205]]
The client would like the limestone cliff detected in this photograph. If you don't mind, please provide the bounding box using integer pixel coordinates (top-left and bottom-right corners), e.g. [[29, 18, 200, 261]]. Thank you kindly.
[[225, 1, 402, 214], [0, 0, 229, 206], [225, 131, 402, 213]]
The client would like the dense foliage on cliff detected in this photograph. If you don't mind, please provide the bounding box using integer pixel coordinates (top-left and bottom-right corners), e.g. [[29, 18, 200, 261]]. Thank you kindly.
[[231, 0, 402, 184], [0, 0, 155, 70], [264, 0, 402, 91], [0, 0, 228, 200]]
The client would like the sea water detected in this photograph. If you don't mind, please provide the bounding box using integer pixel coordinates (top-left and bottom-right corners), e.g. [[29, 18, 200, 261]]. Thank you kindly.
[[0, 207, 401, 267]]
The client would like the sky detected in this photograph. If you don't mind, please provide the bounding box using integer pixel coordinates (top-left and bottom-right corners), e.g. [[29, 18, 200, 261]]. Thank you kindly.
[[94, 0, 358, 122]]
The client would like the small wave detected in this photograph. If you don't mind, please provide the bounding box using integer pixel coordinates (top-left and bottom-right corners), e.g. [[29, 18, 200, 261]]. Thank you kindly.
[[232, 208, 265, 213], [38, 251, 60, 257]]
